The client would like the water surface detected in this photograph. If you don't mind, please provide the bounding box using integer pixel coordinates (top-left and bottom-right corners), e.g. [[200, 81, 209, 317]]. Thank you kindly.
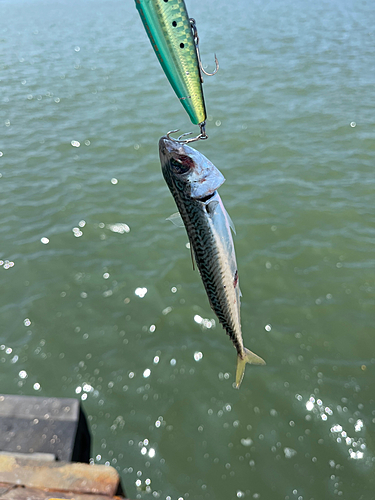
[[1, 0, 374, 499]]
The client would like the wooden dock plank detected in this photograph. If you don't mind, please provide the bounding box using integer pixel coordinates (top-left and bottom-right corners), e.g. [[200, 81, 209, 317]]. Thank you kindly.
[[0, 455, 120, 497], [0, 484, 125, 500]]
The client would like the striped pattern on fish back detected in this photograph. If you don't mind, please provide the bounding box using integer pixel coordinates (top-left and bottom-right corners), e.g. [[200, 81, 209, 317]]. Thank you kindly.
[[165, 173, 244, 357]]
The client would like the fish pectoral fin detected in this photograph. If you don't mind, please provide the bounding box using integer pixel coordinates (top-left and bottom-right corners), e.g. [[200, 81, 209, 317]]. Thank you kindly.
[[166, 212, 184, 227], [221, 204, 236, 235], [205, 199, 236, 235], [205, 199, 219, 216], [235, 347, 266, 389]]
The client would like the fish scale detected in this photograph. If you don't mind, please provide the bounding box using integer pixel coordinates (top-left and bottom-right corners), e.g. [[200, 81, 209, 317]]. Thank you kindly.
[[172, 180, 245, 360], [184, 202, 240, 346]]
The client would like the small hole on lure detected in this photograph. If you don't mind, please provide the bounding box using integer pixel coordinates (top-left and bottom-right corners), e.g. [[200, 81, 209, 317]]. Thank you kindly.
[[172, 21, 177, 27], [180, 43, 185, 48]]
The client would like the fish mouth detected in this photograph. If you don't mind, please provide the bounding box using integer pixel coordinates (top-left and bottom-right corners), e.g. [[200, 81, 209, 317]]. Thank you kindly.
[[159, 136, 196, 174], [159, 136, 186, 158]]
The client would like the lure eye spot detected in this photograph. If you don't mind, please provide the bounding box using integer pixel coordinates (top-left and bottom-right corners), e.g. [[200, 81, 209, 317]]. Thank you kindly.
[[180, 43, 185, 49], [172, 21, 177, 27]]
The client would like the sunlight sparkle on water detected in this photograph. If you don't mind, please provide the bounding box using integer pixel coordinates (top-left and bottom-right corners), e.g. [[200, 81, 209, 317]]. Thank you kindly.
[[1, 346, 12, 355], [194, 351, 203, 361], [284, 447, 297, 459], [143, 369, 151, 378], [306, 400, 314, 411], [107, 223, 130, 234], [40, 237, 49, 244], [194, 315, 215, 329], [135, 287, 147, 298], [240, 438, 253, 447], [70, 140, 80, 147], [355, 419, 363, 432], [330, 424, 343, 433], [2, 260, 15, 269]]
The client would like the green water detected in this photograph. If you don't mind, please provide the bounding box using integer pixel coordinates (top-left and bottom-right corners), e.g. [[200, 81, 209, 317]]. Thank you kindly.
[[1, 0, 375, 498]]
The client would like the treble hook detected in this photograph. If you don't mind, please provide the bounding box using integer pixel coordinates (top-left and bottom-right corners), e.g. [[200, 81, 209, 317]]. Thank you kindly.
[[166, 122, 208, 144], [190, 18, 219, 81]]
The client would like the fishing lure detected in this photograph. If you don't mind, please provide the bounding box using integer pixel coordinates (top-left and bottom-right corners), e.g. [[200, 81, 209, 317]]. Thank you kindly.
[[135, 0, 218, 142]]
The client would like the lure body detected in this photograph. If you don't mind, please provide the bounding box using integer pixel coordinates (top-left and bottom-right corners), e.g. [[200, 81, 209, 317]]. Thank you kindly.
[[135, 0, 206, 126]]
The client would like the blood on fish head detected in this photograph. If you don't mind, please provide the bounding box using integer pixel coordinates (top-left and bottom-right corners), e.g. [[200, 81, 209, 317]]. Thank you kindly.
[[159, 136, 225, 199]]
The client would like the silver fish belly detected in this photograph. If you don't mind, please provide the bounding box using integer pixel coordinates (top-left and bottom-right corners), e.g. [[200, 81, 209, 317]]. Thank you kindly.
[[159, 136, 265, 387]]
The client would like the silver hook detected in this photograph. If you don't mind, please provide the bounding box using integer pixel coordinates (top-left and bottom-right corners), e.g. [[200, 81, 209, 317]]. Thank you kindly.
[[190, 18, 219, 81], [166, 122, 208, 144]]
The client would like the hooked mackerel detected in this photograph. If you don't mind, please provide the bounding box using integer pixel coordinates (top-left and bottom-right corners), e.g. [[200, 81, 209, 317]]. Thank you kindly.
[[159, 136, 265, 388]]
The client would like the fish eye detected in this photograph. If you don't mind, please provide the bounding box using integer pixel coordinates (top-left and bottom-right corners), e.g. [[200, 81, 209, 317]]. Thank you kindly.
[[170, 156, 192, 174]]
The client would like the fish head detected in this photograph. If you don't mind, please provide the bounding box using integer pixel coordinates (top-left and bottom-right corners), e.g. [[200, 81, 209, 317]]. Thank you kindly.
[[159, 136, 225, 199]]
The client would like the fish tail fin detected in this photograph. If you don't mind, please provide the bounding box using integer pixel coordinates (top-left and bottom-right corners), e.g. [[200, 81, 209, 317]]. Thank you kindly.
[[235, 347, 266, 389]]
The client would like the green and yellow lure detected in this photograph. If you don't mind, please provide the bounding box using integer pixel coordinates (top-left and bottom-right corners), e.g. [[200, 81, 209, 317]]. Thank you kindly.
[[135, 0, 218, 140]]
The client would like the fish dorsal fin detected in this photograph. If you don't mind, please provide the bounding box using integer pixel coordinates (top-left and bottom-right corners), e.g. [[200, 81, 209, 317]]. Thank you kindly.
[[166, 212, 184, 227]]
